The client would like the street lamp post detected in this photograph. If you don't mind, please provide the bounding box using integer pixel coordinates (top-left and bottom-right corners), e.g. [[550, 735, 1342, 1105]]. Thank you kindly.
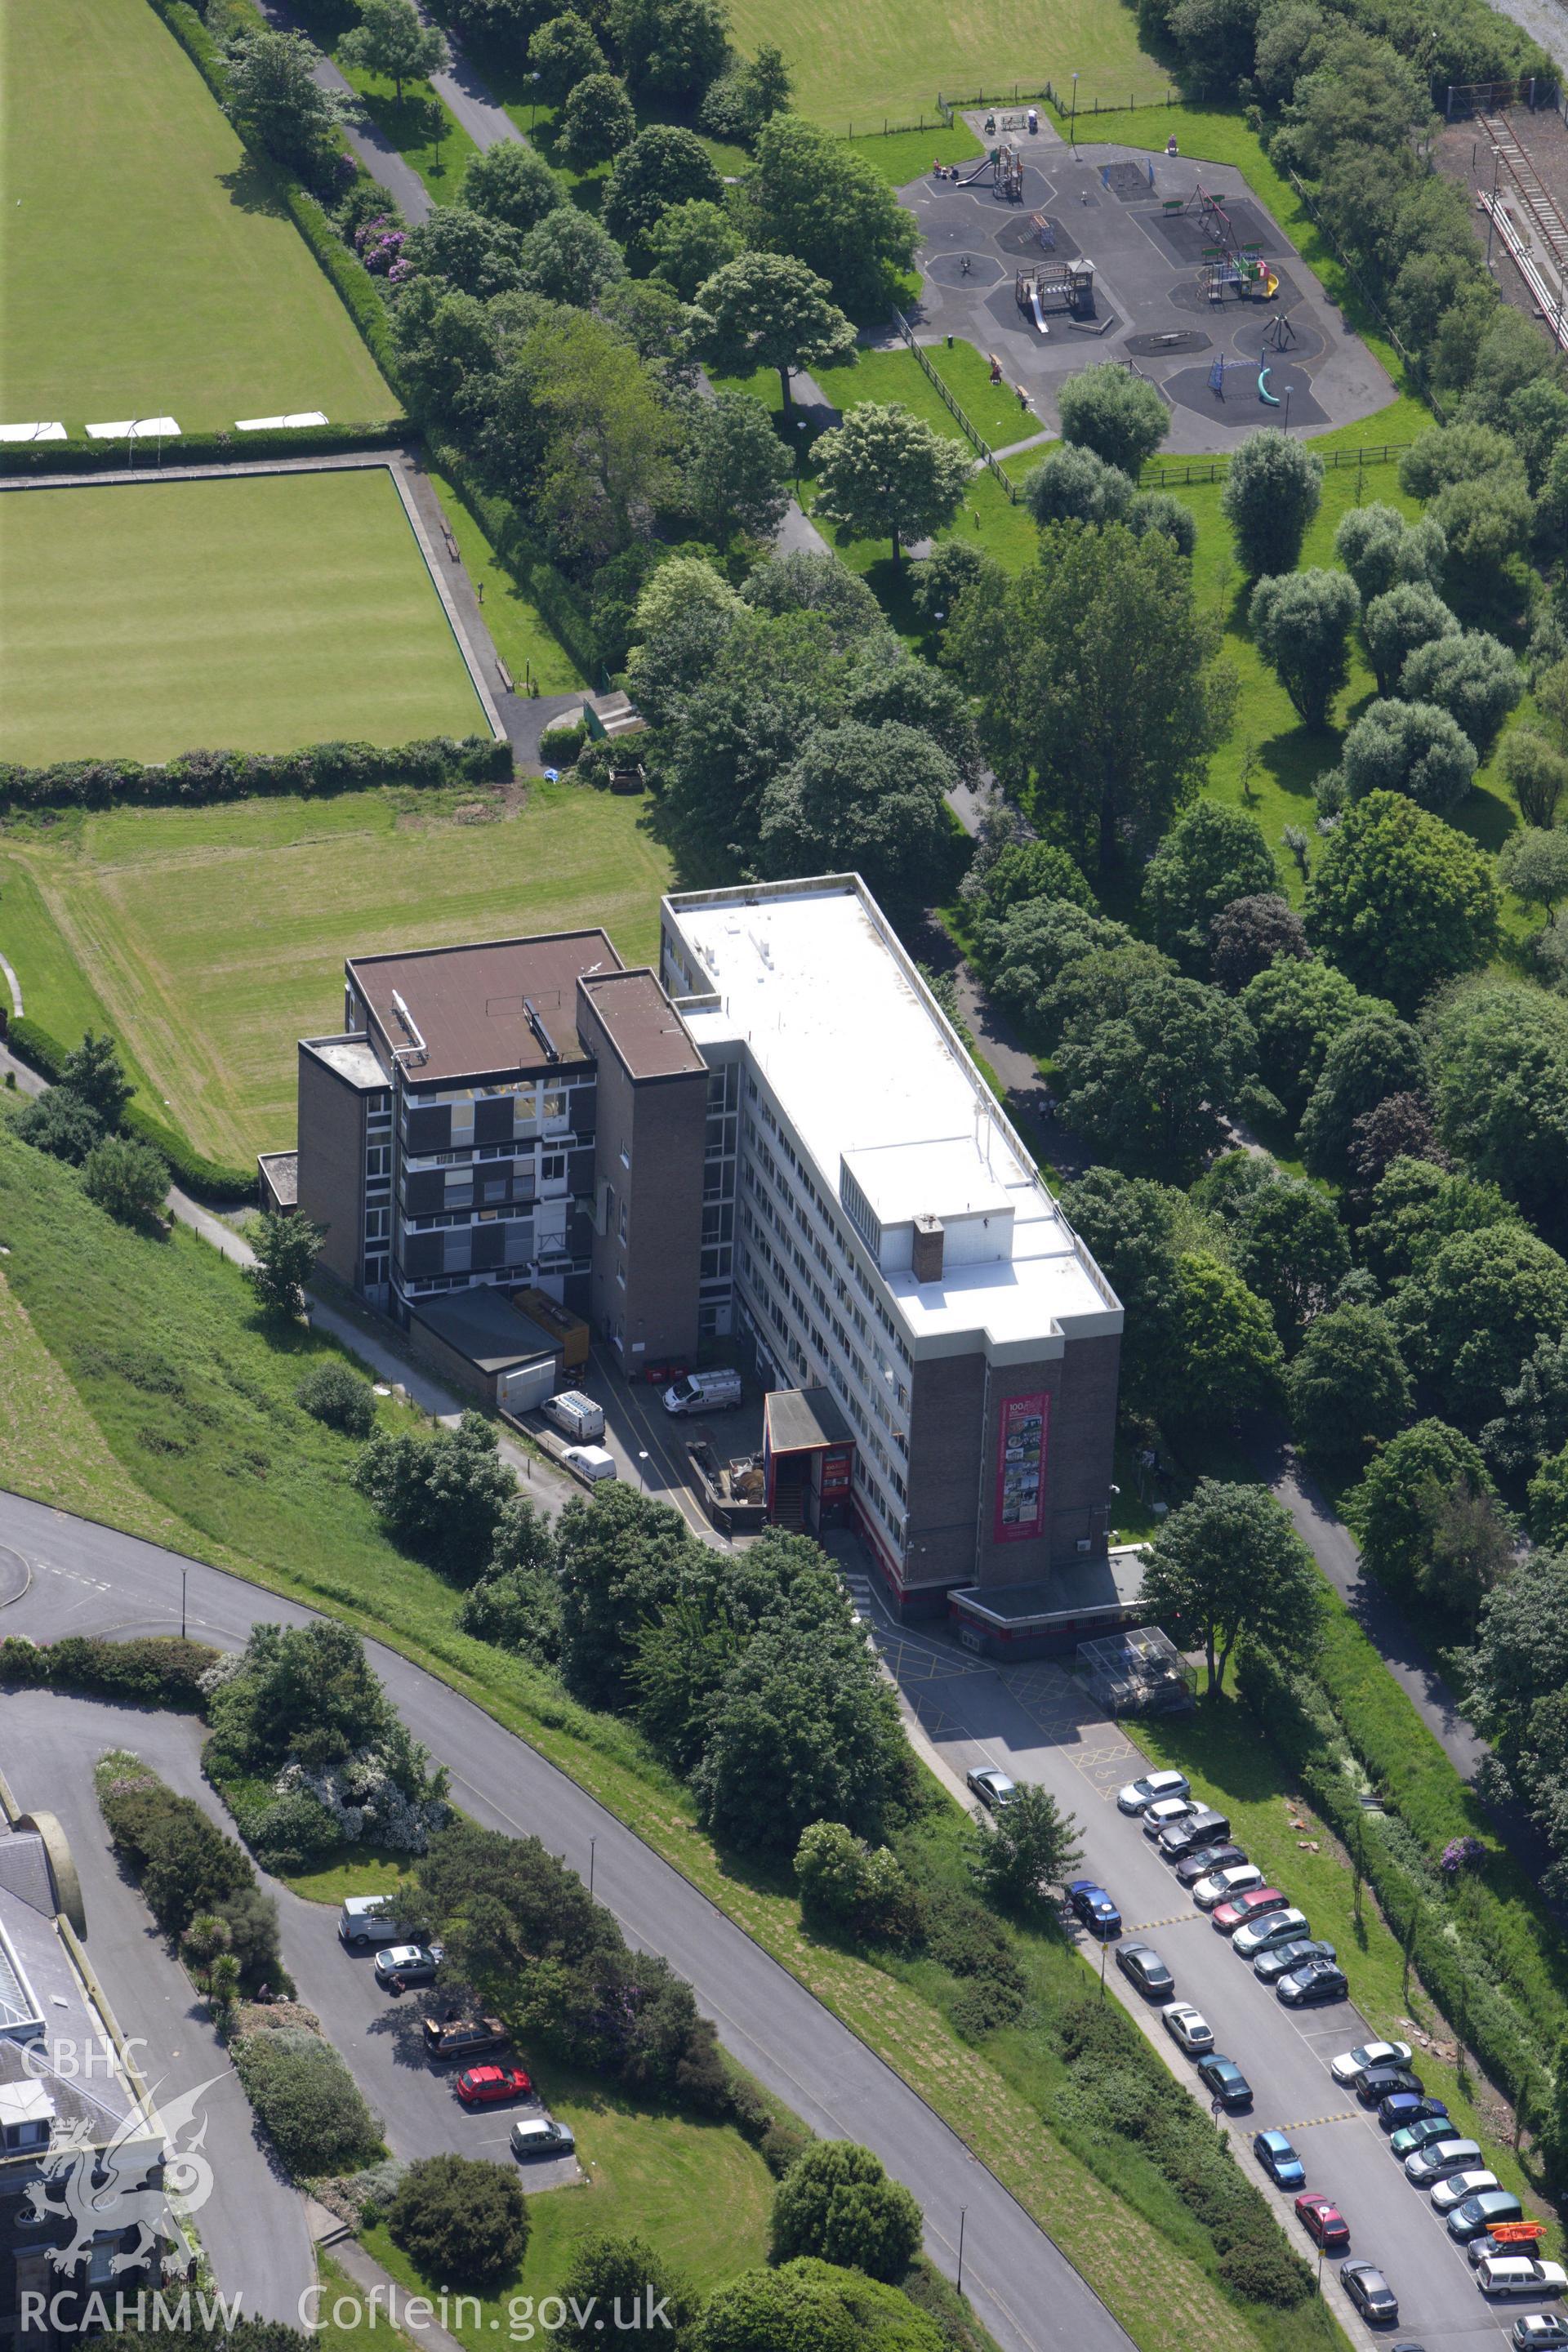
[[1282, 385, 1293, 433], [589, 1836, 597, 1895], [637, 1449, 649, 1492], [529, 69, 541, 131], [794, 416, 808, 483], [1099, 1938, 1108, 1995], [1070, 72, 1080, 147], [956, 2207, 967, 2296], [180, 1567, 187, 1641], [1486, 145, 1502, 267]]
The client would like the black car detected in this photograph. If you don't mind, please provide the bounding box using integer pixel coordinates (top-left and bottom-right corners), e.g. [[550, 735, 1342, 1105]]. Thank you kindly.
[[1278, 1958, 1349, 2007], [1356, 2066, 1423, 2108], [1157, 1808, 1231, 1862], [1116, 1942, 1174, 1999], [1340, 2261, 1399, 2326], [1196, 2054, 1254, 2111], [1175, 1842, 1247, 1890], [1067, 1881, 1123, 1940], [1254, 1937, 1336, 1986]]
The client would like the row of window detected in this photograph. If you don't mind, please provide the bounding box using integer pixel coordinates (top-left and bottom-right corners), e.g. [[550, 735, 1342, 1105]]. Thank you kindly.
[[745, 1099, 912, 1372]]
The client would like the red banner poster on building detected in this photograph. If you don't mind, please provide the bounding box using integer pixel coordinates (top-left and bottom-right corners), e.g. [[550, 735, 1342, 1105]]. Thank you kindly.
[[994, 1391, 1049, 1544]]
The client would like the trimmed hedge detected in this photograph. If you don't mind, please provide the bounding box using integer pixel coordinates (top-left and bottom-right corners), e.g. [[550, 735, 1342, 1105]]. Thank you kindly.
[[7, 1015, 257, 1203], [0, 735, 510, 817], [0, 1633, 219, 1710], [1239, 1624, 1559, 2127], [0, 421, 411, 476]]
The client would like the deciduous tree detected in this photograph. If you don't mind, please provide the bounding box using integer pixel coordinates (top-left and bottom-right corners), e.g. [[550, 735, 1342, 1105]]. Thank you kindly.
[[557, 72, 637, 171], [1400, 630, 1522, 759], [1288, 1302, 1413, 1459], [246, 1209, 327, 1320], [461, 139, 564, 231], [1140, 1481, 1321, 1695], [1056, 361, 1169, 474], [602, 123, 722, 246], [1221, 429, 1323, 577], [689, 251, 857, 414], [340, 0, 448, 100], [1361, 581, 1458, 697], [810, 403, 972, 568], [1339, 696, 1477, 813], [744, 115, 919, 314], [1143, 800, 1279, 973], [1303, 791, 1498, 1009], [1250, 568, 1361, 728]]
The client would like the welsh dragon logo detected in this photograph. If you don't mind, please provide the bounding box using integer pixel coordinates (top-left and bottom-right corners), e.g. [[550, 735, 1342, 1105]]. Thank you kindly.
[[20, 2072, 223, 2274]]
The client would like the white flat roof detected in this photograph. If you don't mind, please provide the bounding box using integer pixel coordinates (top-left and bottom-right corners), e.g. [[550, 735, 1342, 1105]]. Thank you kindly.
[[664, 880, 1120, 1355]]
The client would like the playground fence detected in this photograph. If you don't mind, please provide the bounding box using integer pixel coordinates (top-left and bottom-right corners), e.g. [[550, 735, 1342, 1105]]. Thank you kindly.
[[831, 82, 1177, 137], [1141, 441, 1412, 488], [887, 307, 1022, 501]]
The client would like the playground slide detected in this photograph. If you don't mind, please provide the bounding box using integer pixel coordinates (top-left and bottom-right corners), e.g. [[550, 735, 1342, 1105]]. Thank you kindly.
[[1258, 367, 1280, 405], [1028, 287, 1049, 335], [953, 159, 992, 183]]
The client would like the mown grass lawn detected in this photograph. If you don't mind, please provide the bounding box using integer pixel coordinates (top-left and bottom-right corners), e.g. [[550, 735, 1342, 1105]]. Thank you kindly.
[[0, 0, 394, 432], [363, 2065, 774, 2315], [0, 470, 486, 768], [425, 467, 586, 697], [0, 777, 671, 1164]]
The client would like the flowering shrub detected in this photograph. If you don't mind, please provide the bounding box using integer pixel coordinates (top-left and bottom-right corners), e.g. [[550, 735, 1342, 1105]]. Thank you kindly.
[[354, 214, 407, 275], [1440, 1834, 1489, 1876], [274, 1747, 448, 1853]]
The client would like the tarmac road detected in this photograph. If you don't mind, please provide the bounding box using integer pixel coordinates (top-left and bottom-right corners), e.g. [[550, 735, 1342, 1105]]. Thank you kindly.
[[0, 1486, 1134, 2352]]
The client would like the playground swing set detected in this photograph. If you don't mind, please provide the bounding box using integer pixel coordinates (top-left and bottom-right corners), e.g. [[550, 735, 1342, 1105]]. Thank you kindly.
[[1162, 179, 1280, 301]]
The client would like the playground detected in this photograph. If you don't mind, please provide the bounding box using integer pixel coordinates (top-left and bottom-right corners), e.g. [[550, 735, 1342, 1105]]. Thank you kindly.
[[899, 117, 1393, 453]]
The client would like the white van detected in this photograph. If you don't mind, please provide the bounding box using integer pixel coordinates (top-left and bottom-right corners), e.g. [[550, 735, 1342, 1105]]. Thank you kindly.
[[563, 1444, 617, 1482], [1477, 2255, 1568, 2297], [338, 1895, 404, 1949], [542, 1390, 604, 1442], [662, 1369, 742, 1416]]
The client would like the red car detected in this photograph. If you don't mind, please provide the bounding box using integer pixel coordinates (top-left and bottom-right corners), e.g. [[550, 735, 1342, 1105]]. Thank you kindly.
[[456, 2064, 533, 2107], [1211, 1886, 1287, 1936], [1294, 2193, 1349, 2252]]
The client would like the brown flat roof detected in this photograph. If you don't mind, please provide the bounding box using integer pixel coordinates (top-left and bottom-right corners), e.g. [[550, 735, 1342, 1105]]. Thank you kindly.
[[349, 933, 621, 1085], [579, 969, 704, 1080]]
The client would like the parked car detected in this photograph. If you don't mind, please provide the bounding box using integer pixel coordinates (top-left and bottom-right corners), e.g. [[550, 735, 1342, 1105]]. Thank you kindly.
[[662, 1369, 742, 1416], [1340, 2261, 1399, 2325], [1432, 2171, 1502, 2216], [1379, 2091, 1447, 2133], [338, 1896, 406, 1950], [457, 2064, 534, 2108], [1212, 1886, 1287, 1935], [969, 1766, 1018, 1810], [1234, 1907, 1312, 1962], [1160, 2002, 1214, 2056], [510, 2116, 576, 2161], [1512, 2319, 1568, 2348], [562, 1443, 617, 1482], [1197, 2055, 1254, 2111], [373, 1943, 442, 1990], [1477, 2256, 1568, 2299], [1295, 2193, 1349, 2251], [1330, 2040, 1413, 2089], [1391, 2114, 1460, 2163], [1067, 1880, 1122, 1939], [1449, 2190, 1526, 2243], [1356, 2065, 1423, 2109], [1192, 1863, 1265, 1912], [1117, 1770, 1190, 1815], [1254, 1937, 1336, 1986], [1116, 1943, 1174, 1998], [1405, 2138, 1482, 2188], [1471, 2229, 1548, 2268], [1175, 1842, 1248, 1889], [541, 1390, 604, 1442], [1253, 2131, 1305, 2188], [423, 2016, 507, 2063], [1278, 1957, 1348, 2007], [1157, 1808, 1230, 1860], [1143, 1797, 1196, 1840]]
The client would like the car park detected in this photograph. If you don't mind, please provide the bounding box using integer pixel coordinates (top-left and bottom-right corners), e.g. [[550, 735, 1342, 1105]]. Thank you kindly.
[[968, 1766, 1018, 1810], [1295, 2193, 1349, 2251], [1391, 2114, 1460, 2162], [1340, 2261, 1400, 2325], [1379, 2092, 1447, 2133], [1175, 1842, 1248, 1889], [1405, 2138, 1482, 2188], [1278, 1957, 1348, 2007], [1477, 2257, 1568, 2299], [1253, 2131, 1306, 2188], [1234, 1907, 1312, 1962], [1512, 2318, 1568, 2348], [1143, 1797, 1196, 1840], [1197, 2055, 1254, 2111], [457, 2064, 534, 2107], [1330, 2040, 1414, 2089], [1357, 2065, 1423, 2108], [1254, 1937, 1336, 1986], [1161, 2002, 1214, 2056], [1067, 1880, 1122, 1939], [1157, 1808, 1230, 1860], [423, 2016, 507, 2063], [1192, 1863, 1265, 1911], [1212, 1886, 1288, 1935], [1117, 1770, 1190, 1815], [1116, 1943, 1174, 1998], [372, 1943, 442, 1989], [1432, 2170, 1502, 2216], [510, 2117, 576, 2161], [1449, 2190, 1526, 2243]]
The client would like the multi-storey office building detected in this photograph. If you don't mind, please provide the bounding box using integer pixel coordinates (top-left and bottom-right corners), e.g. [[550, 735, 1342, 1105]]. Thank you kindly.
[[287, 880, 1124, 1619]]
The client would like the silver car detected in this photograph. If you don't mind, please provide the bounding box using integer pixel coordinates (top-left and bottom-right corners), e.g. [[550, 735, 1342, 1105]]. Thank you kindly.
[[1405, 2138, 1482, 2187], [1117, 1770, 1190, 1815], [1432, 2169, 1501, 2216], [1192, 1863, 1264, 1912]]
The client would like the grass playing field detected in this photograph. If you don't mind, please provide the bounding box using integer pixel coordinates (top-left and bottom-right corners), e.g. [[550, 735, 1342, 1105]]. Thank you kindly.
[[0, 780, 672, 1162], [0, 468, 487, 766], [1, 0, 394, 434], [720, 0, 1160, 131]]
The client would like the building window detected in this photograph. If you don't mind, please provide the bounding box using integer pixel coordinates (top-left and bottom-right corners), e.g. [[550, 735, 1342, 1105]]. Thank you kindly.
[[364, 1208, 390, 1242], [366, 1145, 391, 1178], [541, 1152, 566, 1182]]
